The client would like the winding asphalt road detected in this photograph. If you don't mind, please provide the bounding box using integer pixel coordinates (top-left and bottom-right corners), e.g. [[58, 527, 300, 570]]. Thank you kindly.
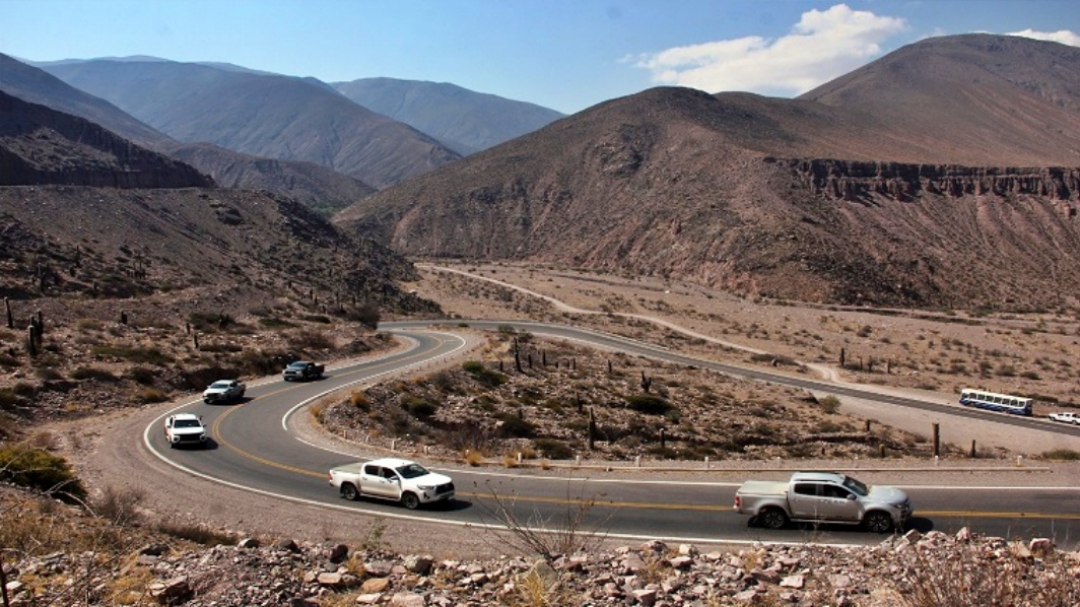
[[146, 321, 1080, 549]]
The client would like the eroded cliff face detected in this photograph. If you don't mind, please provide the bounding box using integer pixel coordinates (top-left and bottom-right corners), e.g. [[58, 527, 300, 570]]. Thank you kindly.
[[787, 158, 1080, 212]]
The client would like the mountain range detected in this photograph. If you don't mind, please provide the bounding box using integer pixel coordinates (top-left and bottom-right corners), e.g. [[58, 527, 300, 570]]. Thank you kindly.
[[333, 34, 1080, 309], [332, 77, 565, 155], [4, 34, 1080, 310]]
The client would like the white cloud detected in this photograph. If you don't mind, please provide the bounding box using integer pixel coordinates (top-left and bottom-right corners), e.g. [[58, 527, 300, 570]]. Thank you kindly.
[[1007, 28, 1080, 47], [633, 3, 907, 96]]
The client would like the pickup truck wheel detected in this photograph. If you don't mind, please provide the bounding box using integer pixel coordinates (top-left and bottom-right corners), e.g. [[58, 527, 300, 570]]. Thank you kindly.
[[401, 492, 420, 510], [758, 507, 788, 530], [340, 483, 359, 501], [864, 511, 893, 534]]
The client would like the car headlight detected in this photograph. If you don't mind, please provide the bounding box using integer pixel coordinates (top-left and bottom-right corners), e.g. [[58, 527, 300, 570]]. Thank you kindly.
[[417, 485, 435, 491]]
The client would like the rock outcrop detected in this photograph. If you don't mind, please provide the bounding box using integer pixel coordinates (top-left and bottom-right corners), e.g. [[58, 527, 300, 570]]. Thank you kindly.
[[788, 158, 1080, 209], [6, 529, 1079, 606]]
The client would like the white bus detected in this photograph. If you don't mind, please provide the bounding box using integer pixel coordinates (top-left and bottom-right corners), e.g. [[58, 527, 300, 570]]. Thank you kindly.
[[959, 389, 1033, 416]]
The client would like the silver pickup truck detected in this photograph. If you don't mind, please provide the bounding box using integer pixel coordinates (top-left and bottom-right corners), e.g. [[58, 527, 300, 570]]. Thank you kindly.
[[734, 471, 912, 533]]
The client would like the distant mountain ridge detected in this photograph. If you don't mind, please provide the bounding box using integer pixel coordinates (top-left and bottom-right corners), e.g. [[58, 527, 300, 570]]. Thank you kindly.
[[0, 55, 378, 211], [40, 59, 461, 188], [0, 53, 173, 149], [0, 90, 213, 188], [333, 35, 1080, 310], [333, 77, 564, 155]]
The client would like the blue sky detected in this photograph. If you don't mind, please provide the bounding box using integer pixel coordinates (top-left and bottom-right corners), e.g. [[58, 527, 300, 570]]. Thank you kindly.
[[1, 0, 1078, 114]]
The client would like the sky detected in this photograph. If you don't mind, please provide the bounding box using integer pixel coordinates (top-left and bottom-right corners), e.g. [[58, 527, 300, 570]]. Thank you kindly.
[[1, 0, 1079, 114]]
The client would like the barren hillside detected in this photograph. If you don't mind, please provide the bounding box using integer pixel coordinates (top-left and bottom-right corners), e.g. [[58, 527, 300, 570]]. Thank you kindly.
[[334, 35, 1080, 310]]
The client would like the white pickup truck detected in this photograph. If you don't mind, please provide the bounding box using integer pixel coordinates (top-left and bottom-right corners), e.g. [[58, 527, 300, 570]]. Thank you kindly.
[[734, 471, 912, 533], [328, 457, 455, 509], [163, 413, 208, 448]]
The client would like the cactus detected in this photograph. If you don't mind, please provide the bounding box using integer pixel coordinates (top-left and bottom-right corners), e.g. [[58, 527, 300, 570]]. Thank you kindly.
[[120, 311, 128, 325], [4, 297, 12, 329], [193, 331, 200, 350], [641, 371, 652, 393], [839, 347, 846, 367], [587, 408, 596, 450], [26, 325, 37, 356], [35, 310, 44, 336]]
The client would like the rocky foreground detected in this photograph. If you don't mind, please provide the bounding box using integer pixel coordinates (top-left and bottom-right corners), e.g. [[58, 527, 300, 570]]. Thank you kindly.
[[6, 527, 1079, 607]]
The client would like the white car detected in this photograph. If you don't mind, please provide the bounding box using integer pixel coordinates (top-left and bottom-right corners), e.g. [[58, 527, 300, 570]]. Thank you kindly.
[[328, 457, 455, 509], [1048, 412, 1080, 425], [164, 413, 208, 448], [203, 379, 246, 404]]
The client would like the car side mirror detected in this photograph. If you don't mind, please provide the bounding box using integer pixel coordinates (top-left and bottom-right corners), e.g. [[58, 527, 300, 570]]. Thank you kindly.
[[846, 494, 856, 500]]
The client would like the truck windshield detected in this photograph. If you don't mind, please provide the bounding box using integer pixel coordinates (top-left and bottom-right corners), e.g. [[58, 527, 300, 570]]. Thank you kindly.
[[842, 476, 869, 496], [396, 464, 430, 479], [174, 419, 202, 428], [287, 362, 307, 369]]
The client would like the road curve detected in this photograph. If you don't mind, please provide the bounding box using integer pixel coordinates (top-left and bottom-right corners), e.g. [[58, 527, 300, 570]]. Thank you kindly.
[[146, 321, 1080, 549]]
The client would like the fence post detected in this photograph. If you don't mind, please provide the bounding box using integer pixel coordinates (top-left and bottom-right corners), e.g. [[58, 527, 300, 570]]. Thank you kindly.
[[932, 423, 940, 457], [704, 456, 710, 470]]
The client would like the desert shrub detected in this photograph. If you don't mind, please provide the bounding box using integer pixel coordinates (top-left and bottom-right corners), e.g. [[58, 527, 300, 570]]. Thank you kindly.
[[300, 314, 332, 324], [0, 444, 85, 499], [156, 521, 236, 546], [348, 304, 380, 329], [1020, 370, 1040, 380], [289, 329, 334, 351], [402, 397, 437, 419], [1040, 449, 1080, 461], [625, 394, 673, 415], [462, 360, 507, 388], [431, 370, 458, 393], [91, 345, 172, 366], [534, 438, 573, 460], [818, 395, 842, 414], [199, 343, 244, 353], [134, 387, 168, 404], [498, 415, 537, 438], [444, 421, 497, 454], [0, 388, 21, 410], [188, 311, 234, 332], [76, 318, 104, 331], [35, 367, 64, 381], [128, 366, 158, 385], [92, 485, 146, 526], [259, 317, 296, 328], [350, 391, 370, 410], [71, 366, 118, 382]]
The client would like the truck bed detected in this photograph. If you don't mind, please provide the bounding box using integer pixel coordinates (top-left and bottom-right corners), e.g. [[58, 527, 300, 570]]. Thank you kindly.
[[737, 480, 789, 496]]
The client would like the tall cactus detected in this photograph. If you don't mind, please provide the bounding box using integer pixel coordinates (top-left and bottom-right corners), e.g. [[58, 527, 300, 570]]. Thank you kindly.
[[26, 325, 37, 356], [4, 297, 12, 329]]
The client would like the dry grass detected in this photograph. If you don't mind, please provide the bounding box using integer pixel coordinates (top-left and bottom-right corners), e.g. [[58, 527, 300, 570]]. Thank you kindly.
[[889, 542, 1080, 607], [474, 479, 611, 563]]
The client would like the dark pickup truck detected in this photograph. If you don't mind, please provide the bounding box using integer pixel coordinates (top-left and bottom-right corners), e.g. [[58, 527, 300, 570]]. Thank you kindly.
[[282, 361, 325, 381]]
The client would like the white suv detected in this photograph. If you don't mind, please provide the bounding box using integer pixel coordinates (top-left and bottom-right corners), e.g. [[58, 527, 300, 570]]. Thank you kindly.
[[164, 413, 208, 448]]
